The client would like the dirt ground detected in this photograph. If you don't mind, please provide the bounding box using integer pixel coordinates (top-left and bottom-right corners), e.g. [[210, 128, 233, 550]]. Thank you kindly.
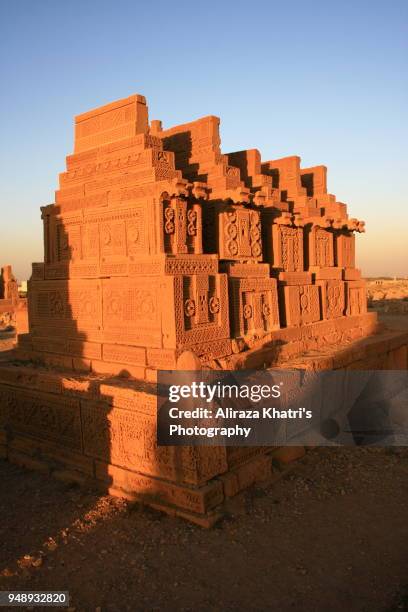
[[0, 447, 407, 612], [1, 315, 407, 612]]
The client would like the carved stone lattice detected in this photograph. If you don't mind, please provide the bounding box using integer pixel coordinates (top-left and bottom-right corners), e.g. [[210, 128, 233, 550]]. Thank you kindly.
[[272, 225, 304, 272], [307, 226, 334, 268], [218, 207, 262, 261], [229, 277, 280, 338]]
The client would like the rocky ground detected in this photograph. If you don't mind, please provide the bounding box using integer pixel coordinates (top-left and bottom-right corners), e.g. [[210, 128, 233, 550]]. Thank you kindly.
[[0, 448, 407, 612]]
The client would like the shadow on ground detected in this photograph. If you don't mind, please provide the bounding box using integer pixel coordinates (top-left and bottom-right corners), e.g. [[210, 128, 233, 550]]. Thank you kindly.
[[0, 447, 407, 612]]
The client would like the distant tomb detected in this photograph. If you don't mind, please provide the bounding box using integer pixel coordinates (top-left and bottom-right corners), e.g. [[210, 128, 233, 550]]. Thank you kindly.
[[0, 265, 26, 331]]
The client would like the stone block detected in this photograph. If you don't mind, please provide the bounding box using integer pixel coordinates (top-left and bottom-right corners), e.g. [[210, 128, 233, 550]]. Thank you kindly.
[[282, 285, 321, 327], [94, 462, 224, 515], [336, 232, 355, 268], [74, 94, 149, 153], [306, 226, 334, 268], [345, 281, 368, 316], [218, 471, 240, 498], [269, 223, 304, 272], [300, 165, 327, 197], [317, 279, 345, 319], [343, 267, 361, 281], [234, 455, 271, 490], [8, 450, 51, 474], [278, 271, 312, 285], [311, 266, 343, 280], [207, 203, 263, 261], [388, 345, 408, 370], [271, 446, 306, 464], [229, 276, 280, 338]]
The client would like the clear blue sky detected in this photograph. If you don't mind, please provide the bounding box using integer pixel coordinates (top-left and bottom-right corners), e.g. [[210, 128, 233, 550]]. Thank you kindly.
[[1, 0, 407, 280]]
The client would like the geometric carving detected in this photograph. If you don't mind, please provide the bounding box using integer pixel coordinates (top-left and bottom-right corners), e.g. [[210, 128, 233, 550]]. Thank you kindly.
[[271, 224, 304, 272], [29, 279, 102, 334], [317, 279, 345, 319], [222, 262, 270, 277], [162, 196, 202, 255], [74, 94, 149, 154], [81, 403, 180, 481], [214, 205, 262, 262], [82, 223, 100, 260], [56, 223, 82, 262], [102, 344, 146, 366], [346, 281, 367, 316], [308, 226, 334, 268], [282, 285, 321, 327], [31, 263, 45, 281], [336, 232, 355, 268], [81, 402, 226, 486], [100, 220, 126, 259], [229, 277, 280, 338], [166, 273, 230, 351], [126, 218, 142, 255], [0, 387, 81, 451], [164, 255, 218, 276], [102, 277, 162, 347]]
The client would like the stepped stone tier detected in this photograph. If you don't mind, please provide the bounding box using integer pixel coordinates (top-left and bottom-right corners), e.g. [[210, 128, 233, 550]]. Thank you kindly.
[[1, 95, 407, 526], [25, 94, 371, 370]]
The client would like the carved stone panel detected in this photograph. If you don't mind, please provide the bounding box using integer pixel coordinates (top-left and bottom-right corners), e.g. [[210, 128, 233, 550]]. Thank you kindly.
[[29, 279, 102, 335], [317, 280, 345, 319], [164, 273, 229, 350], [308, 227, 334, 268], [82, 222, 100, 260], [229, 277, 280, 338], [0, 387, 81, 451], [126, 214, 145, 256], [56, 223, 82, 262], [102, 277, 162, 347], [282, 285, 321, 327], [218, 207, 262, 261], [82, 402, 182, 481], [336, 232, 355, 268], [346, 281, 367, 316], [162, 197, 202, 255], [81, 400, 227, 485], [100, 220, 126, 259], [271, 225, 304, 272]]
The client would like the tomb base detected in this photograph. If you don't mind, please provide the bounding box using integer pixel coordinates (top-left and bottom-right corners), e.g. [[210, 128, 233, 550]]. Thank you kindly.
[[0, 361, 273, 527], [0, 322, 407, 526]]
